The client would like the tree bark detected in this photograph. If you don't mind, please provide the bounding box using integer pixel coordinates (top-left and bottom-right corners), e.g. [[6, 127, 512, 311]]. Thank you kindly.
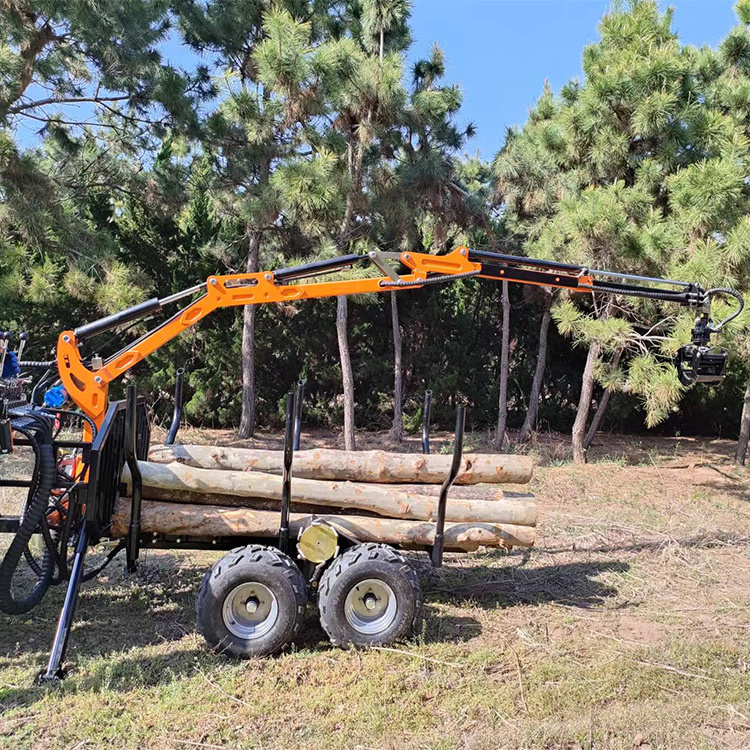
[[386, 484, 508, 501], [0, 15, 57, 119], [338, 119, 368, 249], [238, 227, 262, 438], [111, 499, 536, 550], [334, 117, 369, 452], [433, 215, 448, 253], [124, 462, 539, 526], [495, 281, 511, 447], [390, 292, 404, 441], [583, 348, 623, 450], [148, 445, 535, 484], [572, 342, 601, 464], [735, 375, 750, 465], [139, 483, 510, 504], [336, 295, 356, 450], [518, 296, 552, 444]]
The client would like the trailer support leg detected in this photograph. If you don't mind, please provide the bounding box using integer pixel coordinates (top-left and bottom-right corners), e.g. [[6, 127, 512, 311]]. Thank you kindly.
[[39, 520, 89, 682]]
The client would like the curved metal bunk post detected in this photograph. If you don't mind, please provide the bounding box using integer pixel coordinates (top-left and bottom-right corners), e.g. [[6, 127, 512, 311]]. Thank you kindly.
[[431, 405, 465, 568], [125, 385, 143, 573], [165, 368, 185, 446], [279, 392, 296, 554], [293, 379, 305, 451], [422, 390, 432, 454]]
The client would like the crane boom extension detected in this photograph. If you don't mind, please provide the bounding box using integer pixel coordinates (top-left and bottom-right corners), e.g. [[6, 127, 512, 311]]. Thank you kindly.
[[55, 246, 743, 428]]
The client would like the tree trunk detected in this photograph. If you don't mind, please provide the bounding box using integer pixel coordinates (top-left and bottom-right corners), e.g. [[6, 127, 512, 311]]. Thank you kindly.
[[338, 121, 367, 249], [124, 462, 539, 526], [0, 19, 57, 119], [148, 445, 535, 484], [390, 292, 404, 441], [111, 499, 536, 551], [495, 281, 511, 447], [334, 119, 369, 452], [735, 375, 750, 465], [583, 348, 623, 449], [433, 210, 448, 253], [238, 228, 262, 438], [337, 295, 356, 450], [572, 342, 601, 464], [518, 296, 552, 444]]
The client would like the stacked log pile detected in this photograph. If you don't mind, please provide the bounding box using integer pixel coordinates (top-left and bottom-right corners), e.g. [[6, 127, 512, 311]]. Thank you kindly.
[[112, 444, 537, 552]]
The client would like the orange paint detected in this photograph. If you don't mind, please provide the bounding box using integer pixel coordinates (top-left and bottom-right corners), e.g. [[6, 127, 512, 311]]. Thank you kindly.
[[56, 248, 592, 427]]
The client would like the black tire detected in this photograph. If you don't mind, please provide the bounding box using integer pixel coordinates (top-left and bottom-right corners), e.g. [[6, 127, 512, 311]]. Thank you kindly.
[[196, 545, 307, 658], [318, 543, 422, 648]]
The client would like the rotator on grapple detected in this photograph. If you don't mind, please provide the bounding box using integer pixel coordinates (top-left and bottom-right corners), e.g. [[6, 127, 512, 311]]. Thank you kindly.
[[0, 247, 743, 680]]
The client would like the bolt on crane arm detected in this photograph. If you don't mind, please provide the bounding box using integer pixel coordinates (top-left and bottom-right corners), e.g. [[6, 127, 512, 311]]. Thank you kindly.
[[55, 247, 743, 428]]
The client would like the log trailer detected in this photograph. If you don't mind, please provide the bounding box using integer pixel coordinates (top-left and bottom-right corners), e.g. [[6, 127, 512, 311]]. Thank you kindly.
[[0, 246, 743, 680]]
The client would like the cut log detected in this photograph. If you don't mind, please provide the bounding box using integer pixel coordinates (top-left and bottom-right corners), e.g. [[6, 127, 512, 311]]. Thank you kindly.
[[130, 493, 373, 517], [111, 498, 535, 551], [125, 462, 538, 527], [148, 445, 534, 485], [386, 484, 505, 501], [145, 483, 506, 504]]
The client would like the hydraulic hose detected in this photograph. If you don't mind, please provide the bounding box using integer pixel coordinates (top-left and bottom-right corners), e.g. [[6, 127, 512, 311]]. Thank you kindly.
[[0, 440, 56, 614], [705, 287, 745, 330]]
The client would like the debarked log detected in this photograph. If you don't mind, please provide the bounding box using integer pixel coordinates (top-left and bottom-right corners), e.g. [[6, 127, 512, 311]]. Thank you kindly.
[[110, 498, 535, 551], [138, 483, 506, 505], [124, 461, 538, 527], [148, 444, 534, 485]]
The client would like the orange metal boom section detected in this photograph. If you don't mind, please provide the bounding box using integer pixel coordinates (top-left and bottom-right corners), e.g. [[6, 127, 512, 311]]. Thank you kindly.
[[56, 247, 594, 428]]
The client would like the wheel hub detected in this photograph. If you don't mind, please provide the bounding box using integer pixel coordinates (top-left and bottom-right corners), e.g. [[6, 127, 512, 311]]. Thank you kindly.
[[344, 579, 397, 635], [222, 582, 279, 640]]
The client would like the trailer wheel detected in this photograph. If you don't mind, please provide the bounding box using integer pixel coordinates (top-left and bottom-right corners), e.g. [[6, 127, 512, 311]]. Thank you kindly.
[[196, 545, 307, 658], [318, 543, 422, 648]]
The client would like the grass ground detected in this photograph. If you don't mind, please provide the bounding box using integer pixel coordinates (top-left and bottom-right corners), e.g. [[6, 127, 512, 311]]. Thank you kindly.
[[2, 431, 750, 749]]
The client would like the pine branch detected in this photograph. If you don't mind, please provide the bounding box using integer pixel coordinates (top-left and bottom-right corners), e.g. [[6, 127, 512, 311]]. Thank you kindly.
[[19, 111, 125, 129], [8, 95, 132, 115]]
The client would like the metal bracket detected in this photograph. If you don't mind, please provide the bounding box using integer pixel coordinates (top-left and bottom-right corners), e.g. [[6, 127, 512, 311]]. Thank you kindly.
[[367, 251, 400, 281]]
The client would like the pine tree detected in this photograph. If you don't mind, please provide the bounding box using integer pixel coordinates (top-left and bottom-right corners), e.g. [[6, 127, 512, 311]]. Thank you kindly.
[[372, 43, 481, 441], [320, 0, 408, 449], [0, 0, 206, 340], [495, 0, 750, 461], [178, 1, 337, 437]]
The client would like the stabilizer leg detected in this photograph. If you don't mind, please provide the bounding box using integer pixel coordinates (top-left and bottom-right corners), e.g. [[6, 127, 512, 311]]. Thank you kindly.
[[38, 521, 89, 682]]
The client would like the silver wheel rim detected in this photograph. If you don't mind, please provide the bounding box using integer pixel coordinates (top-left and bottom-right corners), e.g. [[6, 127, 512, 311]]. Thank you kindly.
[[344, 579, 398, 635], [222, 582, 279, 640]]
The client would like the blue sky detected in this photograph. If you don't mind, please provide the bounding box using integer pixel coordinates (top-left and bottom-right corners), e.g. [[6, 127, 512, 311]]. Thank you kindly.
[[407, 0, 739, 159], [15, 1, 741, 157]]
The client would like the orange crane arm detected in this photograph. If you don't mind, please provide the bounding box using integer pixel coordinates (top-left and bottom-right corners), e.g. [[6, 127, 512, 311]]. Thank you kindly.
[[56, 245, 731, 430]]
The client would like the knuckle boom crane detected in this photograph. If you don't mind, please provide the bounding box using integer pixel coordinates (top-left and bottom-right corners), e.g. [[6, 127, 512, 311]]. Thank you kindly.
[[0, 246, 743, 679], [54, 246, 742, 430]]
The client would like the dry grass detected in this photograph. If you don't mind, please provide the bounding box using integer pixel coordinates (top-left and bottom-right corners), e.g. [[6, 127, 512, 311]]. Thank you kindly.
[[2, 432, 750, 749]]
